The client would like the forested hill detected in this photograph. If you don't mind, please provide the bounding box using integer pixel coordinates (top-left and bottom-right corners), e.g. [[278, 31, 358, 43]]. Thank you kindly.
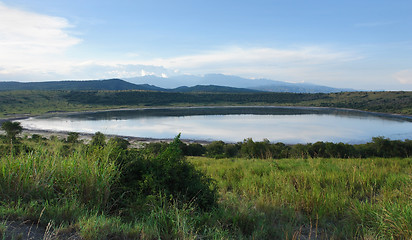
[[0, 79, 261, 93], [0, 79, 164, 91]]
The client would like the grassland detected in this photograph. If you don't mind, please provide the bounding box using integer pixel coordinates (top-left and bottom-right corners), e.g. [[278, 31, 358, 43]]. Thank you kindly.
[[1, 90, 411, 119], [190, 156, 412, 239], [0, 136, 411, 239]]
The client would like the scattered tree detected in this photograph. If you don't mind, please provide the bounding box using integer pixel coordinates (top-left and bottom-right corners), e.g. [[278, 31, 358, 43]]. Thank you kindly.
[[66, 132, 79, 143], [1, 121, 23, 144], [90, 131, 106, 147]]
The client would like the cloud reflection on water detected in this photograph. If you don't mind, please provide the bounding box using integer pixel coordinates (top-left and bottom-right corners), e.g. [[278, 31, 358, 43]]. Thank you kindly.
[[19, 109, 412, 144]]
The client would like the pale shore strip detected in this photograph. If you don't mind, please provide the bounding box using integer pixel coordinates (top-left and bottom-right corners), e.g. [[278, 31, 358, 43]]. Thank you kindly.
[[18, 129, 211, 148]]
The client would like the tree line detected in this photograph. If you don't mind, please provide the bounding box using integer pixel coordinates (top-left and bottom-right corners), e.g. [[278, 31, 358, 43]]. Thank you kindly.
[[143, 137, 412, 159]]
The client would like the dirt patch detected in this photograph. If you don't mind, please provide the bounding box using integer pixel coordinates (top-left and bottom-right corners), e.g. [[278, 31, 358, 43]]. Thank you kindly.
[[1, 220, 80, 240]]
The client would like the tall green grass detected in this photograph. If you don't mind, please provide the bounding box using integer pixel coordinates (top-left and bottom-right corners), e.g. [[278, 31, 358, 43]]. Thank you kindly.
[[0, 137, 411, 239], [0, 142, 119, 225], [190, 157, 412, 239], [0, 139, 222, 239]]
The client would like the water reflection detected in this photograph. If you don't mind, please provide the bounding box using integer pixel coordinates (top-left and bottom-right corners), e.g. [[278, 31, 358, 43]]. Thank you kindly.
[[20, 107, 412, 144]]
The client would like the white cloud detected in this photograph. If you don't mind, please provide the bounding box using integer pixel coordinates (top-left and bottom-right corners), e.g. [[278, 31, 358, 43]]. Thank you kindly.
[[65, 63, 175, 80], [394, 70, 412, 84], [150, 46, 357, 68], [141, 46, 360, 81], [61, 46, 358, 82], [0, 2, 81, 70], [0, 2, 361, 85], [0, 43, 361, 84]]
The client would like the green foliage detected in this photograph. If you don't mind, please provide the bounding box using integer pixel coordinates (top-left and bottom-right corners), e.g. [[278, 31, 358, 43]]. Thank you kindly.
[[107, 137, 130, 150], [142, 142, 169, 156], [136, 195, 199, 239], [182, 143, 206, 156], [90, 131, 106, 148], [30, 133, 46, 142], [78, 214, 138, 240], [117, 135, 218, 211], [0, 143, 119, 225], [1, 121, 22, 143], [241, 138, 274, 159], [223, 143, 239, 158], [66, 132, 79, 144], [0, 79, 158, 91], [0, 133, 411, 239], [197, 137, 412, 160], [206, 141, 226, 158], [190, 156, 412, 239]]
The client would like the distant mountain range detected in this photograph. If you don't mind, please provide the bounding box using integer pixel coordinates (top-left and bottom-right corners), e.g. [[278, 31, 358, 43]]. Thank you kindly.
[[0, 74, 354, 93], [126, 74, 354, 93]]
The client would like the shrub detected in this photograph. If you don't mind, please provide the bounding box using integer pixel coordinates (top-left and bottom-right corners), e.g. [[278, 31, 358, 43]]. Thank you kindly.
[[90, 131, 106, 148], [116, 135, 218, 212], [66, 132, 79, 143], [224, 143, 239, 158], [183, 143, 206, 156], [1, 121, 22, 144], [108, 137, 130, 150], [206, 141, 225, 158]]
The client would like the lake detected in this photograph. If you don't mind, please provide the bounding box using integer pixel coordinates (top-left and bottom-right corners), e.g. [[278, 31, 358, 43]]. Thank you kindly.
[[18, 106, 412, 144]]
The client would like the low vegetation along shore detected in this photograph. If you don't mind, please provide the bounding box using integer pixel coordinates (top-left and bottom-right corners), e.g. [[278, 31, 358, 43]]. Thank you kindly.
[[0, 125, 411, 239]]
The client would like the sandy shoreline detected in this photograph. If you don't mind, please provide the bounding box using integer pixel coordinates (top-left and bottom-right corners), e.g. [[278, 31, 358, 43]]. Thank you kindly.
[[19, 128, 212, 147]]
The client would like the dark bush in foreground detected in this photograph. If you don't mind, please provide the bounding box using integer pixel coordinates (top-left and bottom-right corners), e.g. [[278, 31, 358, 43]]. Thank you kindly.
[[116, 135, 218, 212]]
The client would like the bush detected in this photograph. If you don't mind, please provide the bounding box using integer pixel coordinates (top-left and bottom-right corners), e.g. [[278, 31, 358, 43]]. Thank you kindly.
[[108, 137, 130, 150], [183, 143, 206, 156], [143, 142, 169, 156], [116, 135, 218, 212], [66, 132, 79, 143], [90, 131, 106, 148], [240, 138, 273, 159], [206, 141, 226, 158], [224, 143, 239, 158]]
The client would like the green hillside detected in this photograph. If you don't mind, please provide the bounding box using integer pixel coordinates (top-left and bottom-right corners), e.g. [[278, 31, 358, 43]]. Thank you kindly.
[[0, 79, 164, 91], [0, 90, 411, 119]]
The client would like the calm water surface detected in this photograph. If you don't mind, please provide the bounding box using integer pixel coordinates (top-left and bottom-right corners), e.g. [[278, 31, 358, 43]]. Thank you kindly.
[[19, 107, 412, 144]]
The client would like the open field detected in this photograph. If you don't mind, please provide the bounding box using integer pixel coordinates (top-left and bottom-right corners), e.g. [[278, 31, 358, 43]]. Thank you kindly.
[[0, 135, 411, 239], [190, 156, 412, 239]]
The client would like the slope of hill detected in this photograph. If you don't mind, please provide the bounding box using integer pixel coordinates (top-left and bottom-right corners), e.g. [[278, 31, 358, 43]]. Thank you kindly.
[[0, 79, 164, 91], [0, 79, 261, 93], [252, 82, 353, 93]]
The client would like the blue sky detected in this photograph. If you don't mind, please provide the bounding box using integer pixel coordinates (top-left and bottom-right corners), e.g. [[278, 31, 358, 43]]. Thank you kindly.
[[0, 0, 411, 90]]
